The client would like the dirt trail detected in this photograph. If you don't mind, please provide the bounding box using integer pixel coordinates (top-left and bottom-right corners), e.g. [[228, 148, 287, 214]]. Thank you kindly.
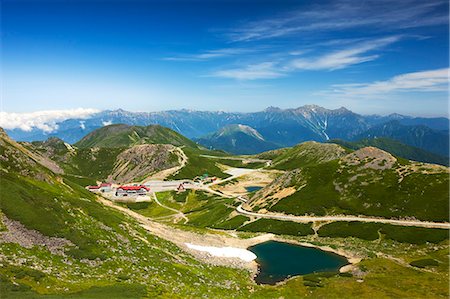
[[236, 204, 450, 229], [151, 192, 189, 224], [199, 154, 270, 164], [207, 167, 259, 187]]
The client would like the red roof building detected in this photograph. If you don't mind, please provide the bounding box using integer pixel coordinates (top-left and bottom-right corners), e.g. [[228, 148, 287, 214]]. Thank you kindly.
[[117, 185, 150, 191], [116, 185, 150, 196]]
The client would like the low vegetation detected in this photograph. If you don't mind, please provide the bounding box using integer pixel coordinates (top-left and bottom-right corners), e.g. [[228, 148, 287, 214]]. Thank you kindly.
[[317, 222, 449, 244], [238, 219, 314, 236], [331, 137, 449, 166], [170, 148, 230, 179], [2, 127, 449, 298], [250, 144, 449, 222]]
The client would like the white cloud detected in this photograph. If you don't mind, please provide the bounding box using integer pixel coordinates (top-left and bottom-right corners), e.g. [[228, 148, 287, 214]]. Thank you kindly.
[[227, 0, 447, 42], [324, 68, 449, 97], [164, 48, 257, 61], [0, 108, 99, 132], [102, 120, 113, 126], [289, 36, 399, 71], [211, 37, 399, 80], [211, 62, 285, 80]]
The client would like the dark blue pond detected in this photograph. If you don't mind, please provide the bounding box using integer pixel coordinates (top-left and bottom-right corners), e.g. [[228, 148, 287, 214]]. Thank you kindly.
[[245, 186, 263, 192], [248, 241, 348, 285]]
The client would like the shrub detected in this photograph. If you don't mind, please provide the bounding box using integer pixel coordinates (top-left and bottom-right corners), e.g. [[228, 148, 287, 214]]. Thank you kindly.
[[238, 219, 314, 236], [409, 259, 439, 268]]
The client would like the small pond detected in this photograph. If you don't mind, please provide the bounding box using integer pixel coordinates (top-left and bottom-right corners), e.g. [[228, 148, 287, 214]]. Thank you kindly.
[[245, 186, 263, 193], [248, 241, 348, 285]]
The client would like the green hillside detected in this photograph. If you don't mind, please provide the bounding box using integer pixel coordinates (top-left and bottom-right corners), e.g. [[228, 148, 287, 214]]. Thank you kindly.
[[331, 137, 449, 166], [1, 128, 449, 298], [24, 125, 236, 183], [75, 124, 198, 148], [248, 145, 449, 222], [0, 129, 268, 298], [262, 141, 348, 170], [195, 124, 280, 155], [24, 139, 180, 184]]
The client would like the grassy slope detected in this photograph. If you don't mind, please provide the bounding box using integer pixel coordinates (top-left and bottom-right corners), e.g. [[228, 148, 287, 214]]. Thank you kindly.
[[265, 141, 348, 171], [331, 137, 449, 166], [144, 190, 449, 298], [318, 221, 448, 244], [0, 130, 284, 298], [3, 129, 449, 298], [269, 159, 449, 221], [75, 124, 197, 149], [250, 142, 449, 222], [170, 147, 231, 179], [26, 134, 237, 183]]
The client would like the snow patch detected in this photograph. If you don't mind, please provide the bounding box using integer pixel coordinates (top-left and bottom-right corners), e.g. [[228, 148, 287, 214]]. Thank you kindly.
[[185, 243, 257, 262], [102, 120, 113, 126]]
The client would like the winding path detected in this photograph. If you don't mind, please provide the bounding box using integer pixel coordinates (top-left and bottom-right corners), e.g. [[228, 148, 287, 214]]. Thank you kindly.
[[199, 154, 270, 164], [152, 192, 189, 224], [236, 204, 450, 229]]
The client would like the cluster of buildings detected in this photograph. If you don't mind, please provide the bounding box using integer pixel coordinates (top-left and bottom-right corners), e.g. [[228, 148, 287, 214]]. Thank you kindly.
[[115, 185, 150, 197], [86, 183, 150, 197], [193, 173, 218, 184], [86, 183, 112, 193]]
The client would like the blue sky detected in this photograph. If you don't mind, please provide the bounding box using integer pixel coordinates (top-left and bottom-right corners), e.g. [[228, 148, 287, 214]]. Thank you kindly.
[[1, 0, 449, 116]]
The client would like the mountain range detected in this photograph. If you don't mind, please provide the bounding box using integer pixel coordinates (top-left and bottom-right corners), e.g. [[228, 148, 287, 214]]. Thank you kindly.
[[6, 105, 449, 157]]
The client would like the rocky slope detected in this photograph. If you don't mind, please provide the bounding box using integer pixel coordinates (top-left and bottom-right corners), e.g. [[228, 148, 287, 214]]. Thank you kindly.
[[22, 127, 185, 184], [107, 144, 179, 183]]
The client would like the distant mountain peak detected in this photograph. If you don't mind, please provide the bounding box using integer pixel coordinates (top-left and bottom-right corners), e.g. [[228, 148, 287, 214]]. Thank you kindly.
[[263, 106, 282, 112], [335, 106, 350, 113], [387, 113, 407, 119], [301, 104, 322, 109], [216, 124, 265, 141]]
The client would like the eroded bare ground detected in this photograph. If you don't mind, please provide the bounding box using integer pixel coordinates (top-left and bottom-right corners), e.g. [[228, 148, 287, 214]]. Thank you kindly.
[[141, 146, 188, 182], [213, 169, 281, 197], [0, 215, 73, 256], [342, 146, 397, 170], [107, 144, 179, 183]]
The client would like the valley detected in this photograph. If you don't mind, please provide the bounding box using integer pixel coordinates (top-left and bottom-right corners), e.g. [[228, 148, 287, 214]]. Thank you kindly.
[[1, 124, 449, 298]]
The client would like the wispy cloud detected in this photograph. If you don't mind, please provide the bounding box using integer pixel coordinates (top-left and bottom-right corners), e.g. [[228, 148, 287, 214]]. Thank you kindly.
[[0, 108, 99, 132], [211, 62, 284, 80], [212, 36, 400, 79], [227, 0, 447, 42], [163, 48, 258, 61], [289, 36, 399, 71], [323, 68, 449, 97]]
